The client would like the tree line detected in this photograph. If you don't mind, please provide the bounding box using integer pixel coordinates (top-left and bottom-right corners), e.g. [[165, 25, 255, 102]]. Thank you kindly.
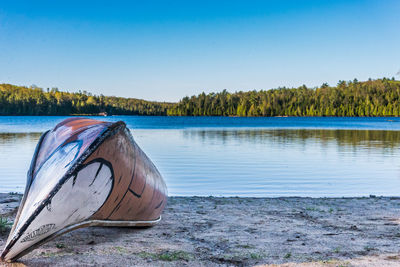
[[0, 84, 172, 115], [168, 78, 400, 117], [1, 78, 400, 116]]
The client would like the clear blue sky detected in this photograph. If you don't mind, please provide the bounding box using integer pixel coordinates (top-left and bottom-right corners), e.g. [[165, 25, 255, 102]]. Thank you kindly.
[[0, 0, 399, 101]]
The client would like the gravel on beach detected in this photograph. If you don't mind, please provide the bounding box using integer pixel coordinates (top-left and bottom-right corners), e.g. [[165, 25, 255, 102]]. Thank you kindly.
[[0, 193, 399, 266]]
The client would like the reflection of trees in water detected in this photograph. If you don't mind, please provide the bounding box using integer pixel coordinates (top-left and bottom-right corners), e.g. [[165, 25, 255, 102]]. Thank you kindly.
[[0, 133, 42, 144], [183, 129, 400, 151], [3, 130, 400, 152]]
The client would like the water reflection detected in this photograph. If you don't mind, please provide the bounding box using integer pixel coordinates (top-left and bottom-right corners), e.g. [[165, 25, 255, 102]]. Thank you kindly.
[[1, 130, 400, 197], [0, 132, 42, 143], [183, 129, 400, 152], [0, 133, 41, 192], [2, 130, 400, 150]]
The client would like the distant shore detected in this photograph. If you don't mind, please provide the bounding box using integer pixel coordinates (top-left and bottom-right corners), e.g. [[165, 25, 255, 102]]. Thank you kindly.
[[3, 79, 400, 117], [1, 193, 400, 266]]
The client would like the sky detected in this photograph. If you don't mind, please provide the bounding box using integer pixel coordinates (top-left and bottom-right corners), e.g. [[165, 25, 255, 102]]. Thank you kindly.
[[0, 0, 399, 102]]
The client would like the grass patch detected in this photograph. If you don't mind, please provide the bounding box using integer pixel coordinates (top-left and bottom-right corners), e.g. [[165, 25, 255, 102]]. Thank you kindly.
[[0, 217, 12, 232], [41, 252, 60, 257], [137, 251, 157, 259], [56, 243, 66, 249], [158, 251, 192, 261], [138, 250, 192, 261], [284, 252, 292, 259], [250, 252, 264, 259], [113, 246, 129, 254], [333, 247, 341, 253], [236, 244, 256, 249]]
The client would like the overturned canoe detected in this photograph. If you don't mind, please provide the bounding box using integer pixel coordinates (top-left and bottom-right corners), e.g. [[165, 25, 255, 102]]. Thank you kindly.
[[1, 118, 167, 262]]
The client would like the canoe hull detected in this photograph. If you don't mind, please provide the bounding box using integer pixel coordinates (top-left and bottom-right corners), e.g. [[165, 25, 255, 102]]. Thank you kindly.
[[1, 118, 167, 262]]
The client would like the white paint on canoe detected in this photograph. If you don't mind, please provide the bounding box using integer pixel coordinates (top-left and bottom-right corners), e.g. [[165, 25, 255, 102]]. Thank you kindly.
[[12, 142, 81, 238], [4, 160, 113, 261]]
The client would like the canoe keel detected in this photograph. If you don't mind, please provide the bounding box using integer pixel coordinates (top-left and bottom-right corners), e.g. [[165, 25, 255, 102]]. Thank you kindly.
[[1, 118, 167, 262]]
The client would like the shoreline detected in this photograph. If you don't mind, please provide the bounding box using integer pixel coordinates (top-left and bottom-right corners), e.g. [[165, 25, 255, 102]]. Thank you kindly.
[[1, 115, 400, 118], [1, 194, 400, 266]]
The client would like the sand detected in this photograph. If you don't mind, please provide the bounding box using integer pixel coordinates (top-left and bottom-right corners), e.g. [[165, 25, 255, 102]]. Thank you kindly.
[[0, 193, 399, 266]]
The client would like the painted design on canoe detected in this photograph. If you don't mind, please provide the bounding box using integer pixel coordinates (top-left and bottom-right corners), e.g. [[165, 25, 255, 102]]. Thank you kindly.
[[20, 224, 55, 243], [1, 118, 167, 262]]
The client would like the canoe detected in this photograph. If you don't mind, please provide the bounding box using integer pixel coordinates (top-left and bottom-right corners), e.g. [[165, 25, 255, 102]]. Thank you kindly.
[[1, 118, 167, 262]]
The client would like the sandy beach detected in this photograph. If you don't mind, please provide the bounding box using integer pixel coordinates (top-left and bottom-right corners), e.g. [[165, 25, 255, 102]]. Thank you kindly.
[[0, 193, 399, 266]]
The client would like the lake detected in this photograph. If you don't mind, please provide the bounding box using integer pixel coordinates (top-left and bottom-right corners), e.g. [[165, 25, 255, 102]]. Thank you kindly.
[[1, 116, 400, 197]]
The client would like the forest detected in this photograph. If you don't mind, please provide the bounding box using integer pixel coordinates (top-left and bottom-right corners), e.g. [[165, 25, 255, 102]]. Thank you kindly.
[[0, 84, 172, 115], [1, 78, 400, 116], [168, 78, 400, 116]]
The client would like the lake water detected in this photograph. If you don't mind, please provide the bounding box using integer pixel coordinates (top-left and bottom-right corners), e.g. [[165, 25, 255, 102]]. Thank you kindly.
[[1, 116, 400, 197]]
